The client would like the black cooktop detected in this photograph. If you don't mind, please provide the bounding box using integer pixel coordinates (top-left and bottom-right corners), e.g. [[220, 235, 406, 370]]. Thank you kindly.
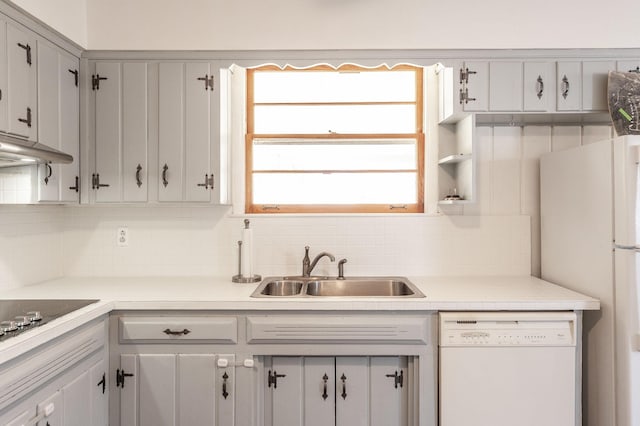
[[0, 299, 99, 342]]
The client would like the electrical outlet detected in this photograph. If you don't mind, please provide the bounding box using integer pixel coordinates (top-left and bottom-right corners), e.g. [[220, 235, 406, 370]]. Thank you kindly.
[[117, 227, 129, 247]]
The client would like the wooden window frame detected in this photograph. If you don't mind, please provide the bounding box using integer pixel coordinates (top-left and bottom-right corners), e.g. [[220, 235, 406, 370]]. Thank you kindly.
[[245, 64, 424, 214]]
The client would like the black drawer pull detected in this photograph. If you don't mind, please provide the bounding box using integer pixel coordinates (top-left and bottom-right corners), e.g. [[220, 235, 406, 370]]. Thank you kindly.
[[163, 328, 191, 336]]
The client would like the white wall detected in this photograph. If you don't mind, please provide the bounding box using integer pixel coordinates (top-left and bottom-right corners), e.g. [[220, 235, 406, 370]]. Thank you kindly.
[[8, 0, 640, 50], [8, 0, 87, 47]]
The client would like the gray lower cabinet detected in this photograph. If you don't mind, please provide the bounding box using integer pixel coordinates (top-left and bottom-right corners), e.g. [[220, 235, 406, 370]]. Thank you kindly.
[[117, 353, 234, 426], [265, 356, 408, 426], [113, 315, 239, 426], [0, 320, 108, 426]]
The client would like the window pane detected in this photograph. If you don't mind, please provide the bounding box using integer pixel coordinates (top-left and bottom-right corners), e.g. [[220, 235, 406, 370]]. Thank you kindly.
[[253, 172, 417, 204], [253, 70, 416, 103], [253, 140, 417, 171], [254, 105, 416, 134]]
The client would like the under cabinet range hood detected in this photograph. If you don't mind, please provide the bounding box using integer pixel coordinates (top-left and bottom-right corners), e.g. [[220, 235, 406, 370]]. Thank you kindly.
[[0, 133, 73, 168]]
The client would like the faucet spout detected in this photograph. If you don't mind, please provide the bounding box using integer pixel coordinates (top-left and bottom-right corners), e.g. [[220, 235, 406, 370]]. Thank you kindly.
[[302, 247, 335, 277]]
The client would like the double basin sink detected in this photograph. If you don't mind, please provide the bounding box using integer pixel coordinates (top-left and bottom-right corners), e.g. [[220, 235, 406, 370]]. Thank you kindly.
[[251, 276, 425, 298]]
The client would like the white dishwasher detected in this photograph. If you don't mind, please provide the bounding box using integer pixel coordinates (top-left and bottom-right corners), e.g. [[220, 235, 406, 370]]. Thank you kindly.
[[439, 312, 578, 426]]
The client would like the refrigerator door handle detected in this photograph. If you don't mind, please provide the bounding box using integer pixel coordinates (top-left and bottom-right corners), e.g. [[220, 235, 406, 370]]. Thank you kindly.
[[613, 244, 640, 251]]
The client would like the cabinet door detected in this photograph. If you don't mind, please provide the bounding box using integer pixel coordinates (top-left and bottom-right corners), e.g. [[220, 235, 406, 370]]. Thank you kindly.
[[184, 63, 212, 202], [524, 61, 554, 112], [59, 53, 80, 202], [489, 61, 522, 111], [303, 357, 334, 426], [556, 61, 581, 111], [158, 62, 184, 202], [94, 62, 122, 202], [138, 354, 175, 426], [335, 357, 369, 426], [62, 369, 91, 426], [177, 354, 216, 425], [36, 390, 63, 426], [90, 359, 108, 426], [122, 62, 148, 202], [119, 354, 138, 426], [36, 40, 61, 201], [269, 357, 304, 426], [216, 355, 235, 426], [461, 61, 488, 112], [93, 62, 148, 203], [36, 43, 79, 203], [370, 357, 408, 426], [6, 22, 36, 140], [582, 60, 615, 111]]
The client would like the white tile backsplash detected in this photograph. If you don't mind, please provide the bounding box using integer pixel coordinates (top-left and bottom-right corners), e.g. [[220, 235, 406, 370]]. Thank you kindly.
[[0, 205, 65, 290]]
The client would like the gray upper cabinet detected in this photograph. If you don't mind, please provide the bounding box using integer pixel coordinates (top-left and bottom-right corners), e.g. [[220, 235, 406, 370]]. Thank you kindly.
[[6, 21, 37, 141], [91, 61, 148, 203], [89, 60, 223, 204], [440, 58, 615, 123], [158, 62, 215, 203], [36, 39, 80, 203], [557, 60, 615, 111]]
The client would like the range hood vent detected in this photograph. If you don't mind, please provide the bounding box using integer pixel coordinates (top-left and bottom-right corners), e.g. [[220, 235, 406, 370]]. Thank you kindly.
[[0, 133, 73, 168]]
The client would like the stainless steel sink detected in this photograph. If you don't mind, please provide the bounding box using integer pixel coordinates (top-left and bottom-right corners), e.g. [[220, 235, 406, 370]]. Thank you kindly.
[[251, 277, 425, 298]]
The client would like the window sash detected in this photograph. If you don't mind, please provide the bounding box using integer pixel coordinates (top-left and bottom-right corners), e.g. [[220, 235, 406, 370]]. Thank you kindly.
[[245, 64, 424, 214]]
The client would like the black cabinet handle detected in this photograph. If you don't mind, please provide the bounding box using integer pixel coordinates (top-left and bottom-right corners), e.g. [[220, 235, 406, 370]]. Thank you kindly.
[[44, 163, 52, 185], [222, 372, 229, 399], [135, 164, 143, 187], [340, 373, 347, 399], [322, 373, 329, 400], [162, 164, 169, 187]]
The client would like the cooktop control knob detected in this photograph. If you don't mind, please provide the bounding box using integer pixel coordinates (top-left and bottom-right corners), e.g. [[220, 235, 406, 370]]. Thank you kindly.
[[26, 311, 42, 322], [0, 320, 18, 332], [14, 316, 31, 327]]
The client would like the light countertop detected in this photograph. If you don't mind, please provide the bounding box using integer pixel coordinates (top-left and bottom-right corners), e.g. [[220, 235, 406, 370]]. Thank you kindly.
[[0, 275, 599, 364]]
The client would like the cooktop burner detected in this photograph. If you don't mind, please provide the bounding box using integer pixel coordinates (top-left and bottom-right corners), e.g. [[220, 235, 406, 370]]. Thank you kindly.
[[0, 299, 99, 342]]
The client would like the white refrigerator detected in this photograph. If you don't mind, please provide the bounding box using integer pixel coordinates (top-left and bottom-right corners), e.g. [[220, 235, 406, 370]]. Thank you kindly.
[[541, 135, 640, 426]]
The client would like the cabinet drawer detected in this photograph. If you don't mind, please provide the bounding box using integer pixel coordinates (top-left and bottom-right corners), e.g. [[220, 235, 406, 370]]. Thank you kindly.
[[119, 317, 237, 343], [246, 316, 430, 344]]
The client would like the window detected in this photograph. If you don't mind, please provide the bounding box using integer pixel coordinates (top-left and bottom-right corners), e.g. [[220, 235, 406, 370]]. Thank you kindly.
[[246, 64, 424, 213]]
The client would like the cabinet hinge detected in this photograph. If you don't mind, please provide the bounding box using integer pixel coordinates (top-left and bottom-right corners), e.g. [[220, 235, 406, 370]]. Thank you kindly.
[[17, 42, 32, 66], [197, 74, 215, 91], [116, 369, 134, 388], [267, 370, 286, 388], [97, 372, 106, 394], [459, 88, 476, 105], [92, 74, 108, 90], [459, 67, 476, 84], [69, 69, 79, 87]]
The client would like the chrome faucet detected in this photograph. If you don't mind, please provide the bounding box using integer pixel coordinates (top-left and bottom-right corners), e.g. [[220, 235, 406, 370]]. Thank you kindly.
[[302, 246, 335, 277]]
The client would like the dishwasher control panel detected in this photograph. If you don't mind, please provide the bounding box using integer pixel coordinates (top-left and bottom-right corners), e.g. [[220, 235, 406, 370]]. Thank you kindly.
[[439, 312, 576, 347]]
